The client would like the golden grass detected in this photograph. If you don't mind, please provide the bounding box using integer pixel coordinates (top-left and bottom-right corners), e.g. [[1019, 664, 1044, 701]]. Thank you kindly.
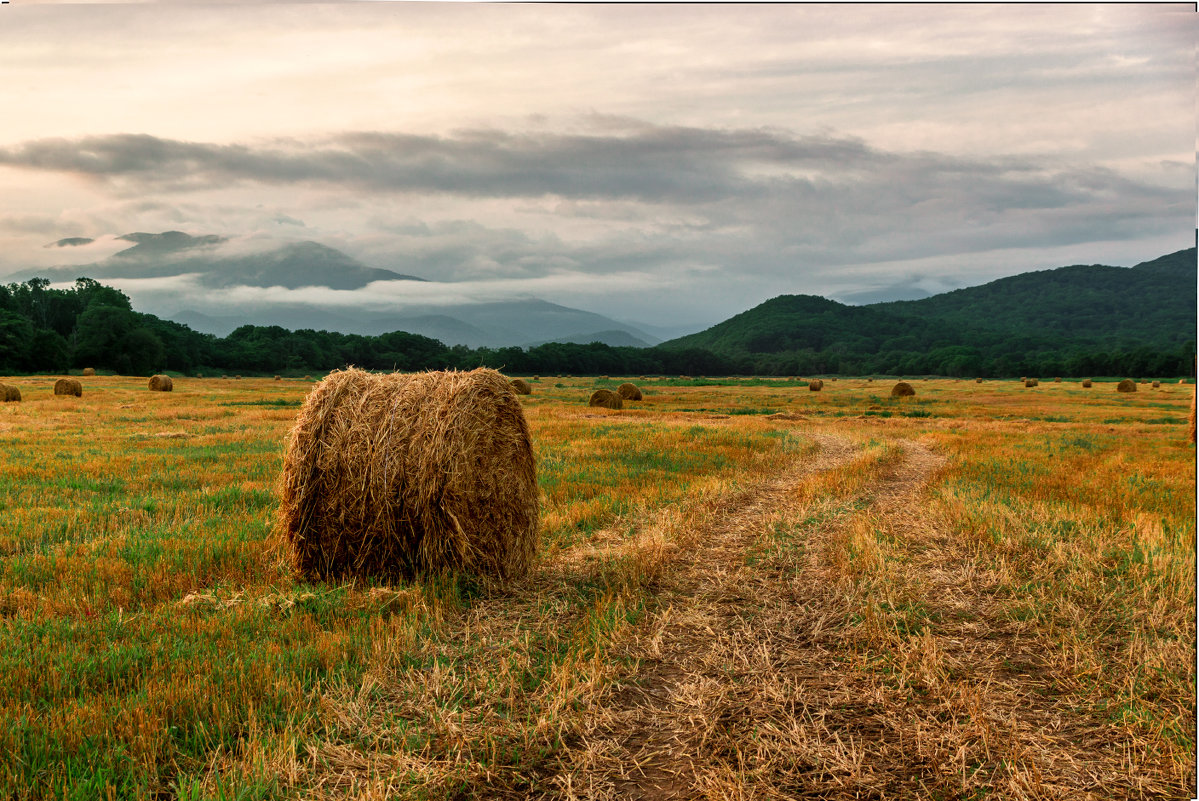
[[0, 374, 1191, 799]]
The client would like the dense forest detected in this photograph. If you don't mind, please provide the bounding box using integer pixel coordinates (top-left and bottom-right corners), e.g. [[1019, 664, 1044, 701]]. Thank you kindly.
[[0, 250, 1194, 379]]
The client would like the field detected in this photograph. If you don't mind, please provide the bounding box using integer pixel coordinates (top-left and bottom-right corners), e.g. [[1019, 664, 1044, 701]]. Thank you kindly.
[[0, 373, 1194, 800]]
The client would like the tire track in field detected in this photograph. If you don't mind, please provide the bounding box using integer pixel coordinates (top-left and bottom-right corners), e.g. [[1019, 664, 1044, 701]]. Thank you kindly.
[[550, 431, 1187, 800], [546, 430, 869, 799]]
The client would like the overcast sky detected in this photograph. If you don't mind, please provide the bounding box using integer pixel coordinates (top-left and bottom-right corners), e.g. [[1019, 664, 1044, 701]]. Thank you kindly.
[[0, 3, 1193, 328]]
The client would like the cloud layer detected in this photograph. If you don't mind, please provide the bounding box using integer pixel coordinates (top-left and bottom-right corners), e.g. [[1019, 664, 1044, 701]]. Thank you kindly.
[[0, 4, 1192, 327]]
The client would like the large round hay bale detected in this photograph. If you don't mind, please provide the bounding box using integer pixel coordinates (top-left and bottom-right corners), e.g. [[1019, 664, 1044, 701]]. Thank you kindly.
[[1, 384, 20, 402], [1024, 378, 1039, 387], [277, 367, 538, 582], [53, 378, 82, 397], [616, 382, 642, 401], [891, 381, 915, 397], [1151, 380, 1161, 389], [1116, 379, 1136, 393], [510, 379, 532, 395], [808, 379, 823, 391], [589, 388, 623, 409], [1081, 379, 1093, 388], [148, 374, 173, 392], [82, 367, 96, 377]]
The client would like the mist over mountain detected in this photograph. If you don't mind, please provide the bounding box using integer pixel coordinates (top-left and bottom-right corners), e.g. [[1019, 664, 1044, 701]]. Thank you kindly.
[[26, 231, 424, 290]]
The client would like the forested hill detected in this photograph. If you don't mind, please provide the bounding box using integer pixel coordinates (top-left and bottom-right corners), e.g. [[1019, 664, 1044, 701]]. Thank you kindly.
[[660, 248, 1195, 376], [0, 249, 1193, 378], [871, 248, 1195, 348]]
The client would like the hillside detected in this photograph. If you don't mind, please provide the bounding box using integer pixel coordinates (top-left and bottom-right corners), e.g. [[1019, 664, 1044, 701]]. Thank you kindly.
[[659, 249, 1195, 375], [872, 248, 1196, 348]]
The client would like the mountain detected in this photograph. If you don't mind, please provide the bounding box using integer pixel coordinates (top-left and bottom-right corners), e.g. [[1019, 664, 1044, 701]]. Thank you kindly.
[[871, 248, 1196, 348], [169, 298, 658, 348], [662, 248, 1196, 358], [524, 329, 654, 348], [27, 231, 424, 290]]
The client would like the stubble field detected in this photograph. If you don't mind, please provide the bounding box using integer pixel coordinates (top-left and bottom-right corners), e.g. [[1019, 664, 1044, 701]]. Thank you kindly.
[[0, 373, 1193, 800]]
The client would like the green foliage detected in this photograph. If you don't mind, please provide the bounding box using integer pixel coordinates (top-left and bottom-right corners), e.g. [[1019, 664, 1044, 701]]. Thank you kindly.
[[0, 248, 1194, 378]]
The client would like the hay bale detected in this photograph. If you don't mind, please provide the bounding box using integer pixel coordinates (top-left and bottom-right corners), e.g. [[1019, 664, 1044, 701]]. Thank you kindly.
[[222, 375, 229, 380], [1024, 378, 1039, 387], [866, 378, 874, 382], [82, 367, 96, 377], [975, 378, 983, 383], [808, 379, 823, 391], [304, 375, 312, 380], [891, 381, 915, 397], [1116, 379, 1136, 393], [589, 389, 623, 409], [1152, 380, 1161, 389], [510, 379, 532, 395], [148, 374, 173, 392], [1, 384, 20, 402], [1054, 377, 1062, 383], [275, 375, 282, 381], [1082, 379, 1093, 388], [277, 367, 538, 582], [616, 382, 642, 401], [235, 375, 242, 380], [53, 378, 82, 397]]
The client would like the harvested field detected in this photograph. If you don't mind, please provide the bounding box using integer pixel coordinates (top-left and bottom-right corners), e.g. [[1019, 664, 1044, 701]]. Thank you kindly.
[[0, 374, 1192, 800]]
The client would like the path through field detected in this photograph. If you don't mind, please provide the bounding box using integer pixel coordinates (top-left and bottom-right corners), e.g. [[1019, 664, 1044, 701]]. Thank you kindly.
[[545, 429, 1184, 799]]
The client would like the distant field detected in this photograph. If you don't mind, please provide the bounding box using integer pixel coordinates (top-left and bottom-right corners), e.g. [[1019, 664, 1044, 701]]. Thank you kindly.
[[0, 374, 1193, 799]]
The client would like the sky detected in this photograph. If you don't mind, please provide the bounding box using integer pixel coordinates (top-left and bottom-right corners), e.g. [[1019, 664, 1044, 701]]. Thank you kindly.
[[0, 2, 1193, 331]]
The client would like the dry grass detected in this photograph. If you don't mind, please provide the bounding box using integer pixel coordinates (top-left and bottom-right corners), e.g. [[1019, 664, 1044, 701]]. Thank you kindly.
[[0, 374, 1192, 800], [277, 367, 539, 583]]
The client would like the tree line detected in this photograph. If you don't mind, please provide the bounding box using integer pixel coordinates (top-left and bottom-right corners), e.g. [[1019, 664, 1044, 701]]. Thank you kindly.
[[0, 277, 1192, 379]]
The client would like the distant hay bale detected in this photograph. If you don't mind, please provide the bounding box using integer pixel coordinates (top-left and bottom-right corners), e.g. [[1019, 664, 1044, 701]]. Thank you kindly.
[[1, 384, 20, 402], [975, 378, 983, 383], [1082, 379, 1093, 388], [196, 373, 203, 378], [53, 378, 82, 397], [1116, 379, 1136, 393], [277, 367, 539, 582], [589, 389, 623, 409], [82, 367, 96, 377], [148, 374, 173, 392], [1152, 380, 1161, 389], [1054, 377, 1062, 383], [1024, 378, 1039, 387], [510, 379, 532, 395], [533, 376, 540, 381], [1179, 379, 1186, 384], [866, 378, 874, 382], [808, 379, 823, 391], [1020, 377, 1026, 382], [222, 375, 229, 380], [275, 375, 282, 381], [600, 375, 609, 381], [235, 375, 242, 380], [616, 382, 642, 400], [304, 375, 312, 380], [891, 381, 915, 397]]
